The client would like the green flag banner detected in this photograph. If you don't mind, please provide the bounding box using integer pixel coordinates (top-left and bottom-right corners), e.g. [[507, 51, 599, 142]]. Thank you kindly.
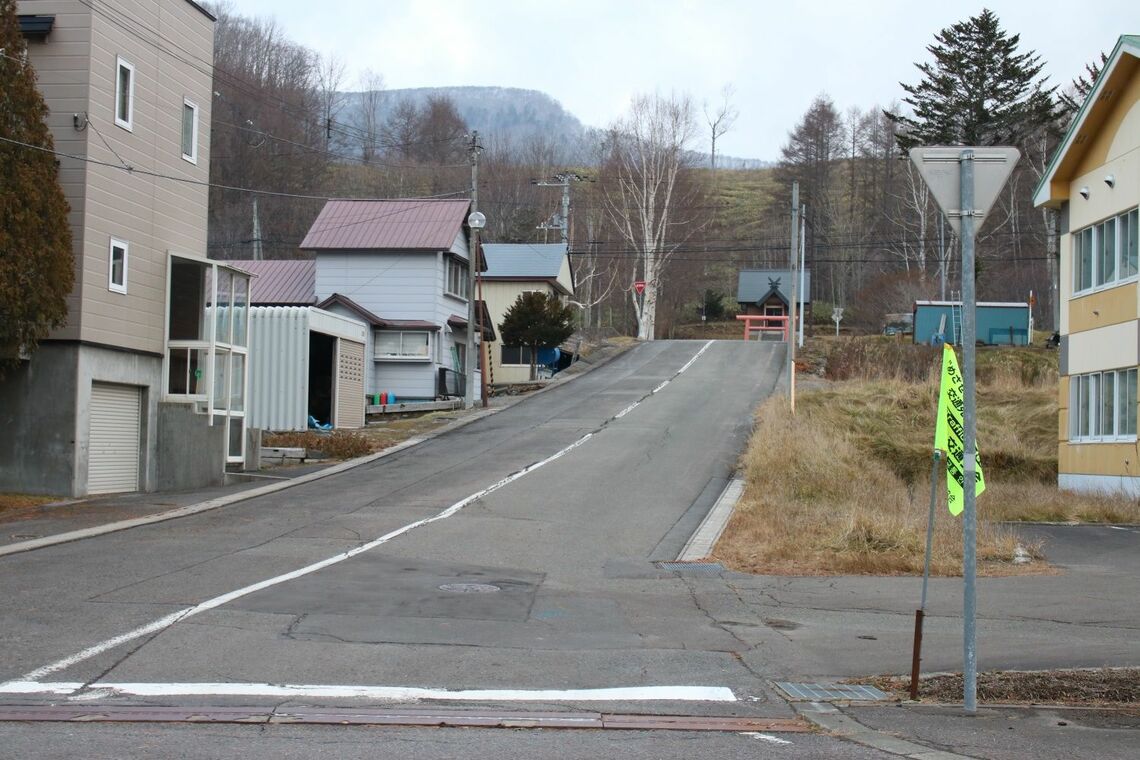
[[935, 344, 985, 516]]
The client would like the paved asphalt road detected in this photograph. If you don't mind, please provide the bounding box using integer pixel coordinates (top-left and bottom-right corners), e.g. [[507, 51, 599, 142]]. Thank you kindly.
[[1, 339, 893, 757], [4, 340, 1138, 759]]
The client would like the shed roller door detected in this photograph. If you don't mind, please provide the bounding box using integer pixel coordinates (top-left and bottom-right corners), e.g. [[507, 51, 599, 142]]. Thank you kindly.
[[335, 339, 365, 429], [88, 383, 141, 494]]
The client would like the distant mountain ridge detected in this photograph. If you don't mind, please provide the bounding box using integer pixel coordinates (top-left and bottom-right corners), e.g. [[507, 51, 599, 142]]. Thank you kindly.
[[336, 85, 771, 166]]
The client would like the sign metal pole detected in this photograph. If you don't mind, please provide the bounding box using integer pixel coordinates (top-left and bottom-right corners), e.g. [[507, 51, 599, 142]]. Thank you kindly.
[[959, 149, 979, 714]]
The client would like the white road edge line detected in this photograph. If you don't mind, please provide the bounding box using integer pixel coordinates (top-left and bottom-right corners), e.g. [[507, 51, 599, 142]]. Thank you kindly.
[[0, 683, 738, 702], [7, 340, 719, 694], [742, 732, 794, 745], [615, 340, 713, 420], [14, 433, 593, 684]]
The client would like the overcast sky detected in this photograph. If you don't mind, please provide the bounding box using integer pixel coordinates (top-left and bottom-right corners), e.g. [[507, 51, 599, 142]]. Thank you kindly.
[[227, 0, 1132, 161]]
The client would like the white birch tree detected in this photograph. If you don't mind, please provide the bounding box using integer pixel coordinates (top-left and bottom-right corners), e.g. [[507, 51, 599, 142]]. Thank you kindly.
[[603, 93, 698, 340]]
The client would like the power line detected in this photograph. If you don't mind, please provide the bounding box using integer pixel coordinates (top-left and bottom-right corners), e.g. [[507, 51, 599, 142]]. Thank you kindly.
[[0, 134, 469, 202]]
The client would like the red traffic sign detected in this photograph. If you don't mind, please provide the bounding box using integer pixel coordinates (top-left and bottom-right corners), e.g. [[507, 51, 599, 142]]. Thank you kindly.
[[633, 280, 646, 295]]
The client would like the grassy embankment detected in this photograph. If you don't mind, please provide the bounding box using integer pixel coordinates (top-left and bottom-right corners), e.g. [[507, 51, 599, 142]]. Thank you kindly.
[[714, 336, 1140, 576]]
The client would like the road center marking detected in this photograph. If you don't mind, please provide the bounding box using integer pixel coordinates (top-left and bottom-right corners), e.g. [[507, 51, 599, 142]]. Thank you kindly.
[[6, 341, 718, 695]]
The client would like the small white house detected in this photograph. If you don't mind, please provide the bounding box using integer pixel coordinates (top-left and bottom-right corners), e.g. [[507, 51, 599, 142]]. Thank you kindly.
[[248, 307, 367, 431]]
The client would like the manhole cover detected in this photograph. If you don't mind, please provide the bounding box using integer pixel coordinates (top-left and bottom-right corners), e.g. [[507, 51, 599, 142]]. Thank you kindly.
[[438, 583, 501, 594]]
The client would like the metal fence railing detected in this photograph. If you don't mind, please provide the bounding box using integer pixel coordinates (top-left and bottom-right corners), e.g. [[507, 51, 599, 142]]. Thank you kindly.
[[438, 367, 465, 398]]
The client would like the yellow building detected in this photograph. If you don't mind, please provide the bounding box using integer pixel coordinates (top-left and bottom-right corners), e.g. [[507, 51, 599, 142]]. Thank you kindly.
[[1035, 35, 1140, 494], [480, 244, 575, 385]]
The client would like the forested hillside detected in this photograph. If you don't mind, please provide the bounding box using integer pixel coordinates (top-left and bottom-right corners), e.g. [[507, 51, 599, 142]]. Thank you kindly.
[[204, 4, 1092, 337]]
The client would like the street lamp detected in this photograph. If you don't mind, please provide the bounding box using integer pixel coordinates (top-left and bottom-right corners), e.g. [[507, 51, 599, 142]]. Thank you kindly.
[[465, 211, 486, 410]]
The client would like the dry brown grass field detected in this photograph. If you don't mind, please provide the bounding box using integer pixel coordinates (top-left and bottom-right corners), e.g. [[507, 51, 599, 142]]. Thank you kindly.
[[714, 337, 1140, 576]]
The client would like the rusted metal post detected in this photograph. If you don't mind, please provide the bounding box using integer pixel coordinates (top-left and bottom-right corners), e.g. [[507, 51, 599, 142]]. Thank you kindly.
[[910, 609, 924, 700]]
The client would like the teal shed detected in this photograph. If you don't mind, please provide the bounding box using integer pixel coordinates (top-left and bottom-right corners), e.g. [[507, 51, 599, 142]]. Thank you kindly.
[[912, 301, 1031, 346]]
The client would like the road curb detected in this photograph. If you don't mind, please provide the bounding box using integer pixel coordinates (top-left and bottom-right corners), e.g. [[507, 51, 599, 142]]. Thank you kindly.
[[677, 476, 742, 561], [0, 341, 641, 560], [794, 702, 975, 760]]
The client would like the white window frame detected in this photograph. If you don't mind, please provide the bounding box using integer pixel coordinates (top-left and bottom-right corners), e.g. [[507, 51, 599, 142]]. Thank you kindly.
[[115, 56, 135, 131], [181, 97, 199, 164], [374, 330, 431, 361], [108, 238, 128, 293], [1072, 207, 1140, 297], [1069, 367, 1138, 443], [445, 256, 469, 301]]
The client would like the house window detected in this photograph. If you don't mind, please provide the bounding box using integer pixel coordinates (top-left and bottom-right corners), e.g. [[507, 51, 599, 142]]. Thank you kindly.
[[1073, 208, 1139, 294], [115, 56, 134, 130], [375, 331, 430, 360], [446, 256, 469, 300], [109, 238, 128, 293], [1070, 367, 1138, 441], [181, 98, 199, 163], [501, 345, 534, 366]]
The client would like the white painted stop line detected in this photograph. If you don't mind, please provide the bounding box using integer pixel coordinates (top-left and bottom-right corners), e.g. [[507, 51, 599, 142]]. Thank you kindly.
[[3, 341, 727, 701]]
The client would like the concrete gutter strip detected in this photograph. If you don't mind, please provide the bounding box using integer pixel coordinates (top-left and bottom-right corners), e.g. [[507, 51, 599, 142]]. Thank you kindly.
[[677, 477, 742, 561], [0, 341, 639, 559], [795, 703, 975, 760]]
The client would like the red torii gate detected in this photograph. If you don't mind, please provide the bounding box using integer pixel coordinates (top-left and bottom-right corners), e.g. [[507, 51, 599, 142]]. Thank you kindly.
[[735, 314, 790, 342]]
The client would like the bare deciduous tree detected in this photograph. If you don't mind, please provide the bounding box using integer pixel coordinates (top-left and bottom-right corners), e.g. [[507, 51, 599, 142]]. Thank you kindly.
[[704, 84, 738, 171], [603, 92, 700, 340], [354, 68, 385, 163]]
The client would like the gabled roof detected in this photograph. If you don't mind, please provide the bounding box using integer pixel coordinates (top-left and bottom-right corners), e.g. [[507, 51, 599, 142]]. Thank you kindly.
[[230, 259, 315, 305], [447, 302, 497, 342], [300, 199, 471, 251], [737, 269, 811, 304], [483, 243, 566, 278], [1035, 35, 1140, 208], [316, 293, 440, 331], [482, 243, 572, 295]]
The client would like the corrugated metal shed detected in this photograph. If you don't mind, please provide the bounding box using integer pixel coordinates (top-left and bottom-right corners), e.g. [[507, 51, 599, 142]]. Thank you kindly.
[[300, 199, 470, 251], [483, 243, 567, 279], [231, 260, 316, 305], [912, 301, 1030, 346], [248, 307, 367, 431]]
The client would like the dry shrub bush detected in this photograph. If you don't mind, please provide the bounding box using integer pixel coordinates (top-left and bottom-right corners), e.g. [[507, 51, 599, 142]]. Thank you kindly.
[[263, 430, 373, 460], [714, 396, 1031, 576]]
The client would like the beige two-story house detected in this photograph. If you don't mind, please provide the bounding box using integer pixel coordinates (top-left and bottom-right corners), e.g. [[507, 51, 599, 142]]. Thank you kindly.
[[481, 243, 575, 384], [1035, 35, 1140, 495], [1, 0, 251, 497]]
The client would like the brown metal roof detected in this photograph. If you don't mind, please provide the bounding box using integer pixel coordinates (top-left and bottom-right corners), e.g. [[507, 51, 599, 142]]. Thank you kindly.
[[300, 199, 471, 251], [232, 260, 316, 305], [447, 301, 496, 341], [316, 293, 440, 331]]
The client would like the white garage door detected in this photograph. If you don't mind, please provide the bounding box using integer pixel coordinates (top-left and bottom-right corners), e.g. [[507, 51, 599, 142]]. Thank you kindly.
[[88, 383, 142, 495]]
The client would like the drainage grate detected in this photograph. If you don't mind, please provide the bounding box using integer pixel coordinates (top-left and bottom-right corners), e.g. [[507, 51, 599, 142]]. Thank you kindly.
[[775, 682, 890, 702], [438, 583, 501, 594], [655, 561, 725, 577]]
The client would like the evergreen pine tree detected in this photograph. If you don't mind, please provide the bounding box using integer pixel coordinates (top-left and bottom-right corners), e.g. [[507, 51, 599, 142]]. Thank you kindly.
[[0, 0, 74, 371], [1058, 52, 1109, 116], [886, 9, 1058, 151], [498, 292, 575, 381]]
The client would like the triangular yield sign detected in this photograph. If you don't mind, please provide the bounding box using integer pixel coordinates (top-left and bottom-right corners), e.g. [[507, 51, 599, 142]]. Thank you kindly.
[[909, 147, 1020, 235]]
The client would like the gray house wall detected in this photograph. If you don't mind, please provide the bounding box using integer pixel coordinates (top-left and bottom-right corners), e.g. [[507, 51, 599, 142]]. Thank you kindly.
[[0, 345, 80, 496], [3, 1, 219, 497]]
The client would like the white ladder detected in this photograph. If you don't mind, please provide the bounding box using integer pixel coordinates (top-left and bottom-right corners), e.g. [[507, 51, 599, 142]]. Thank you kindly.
[[949, 292, 963, 346]]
